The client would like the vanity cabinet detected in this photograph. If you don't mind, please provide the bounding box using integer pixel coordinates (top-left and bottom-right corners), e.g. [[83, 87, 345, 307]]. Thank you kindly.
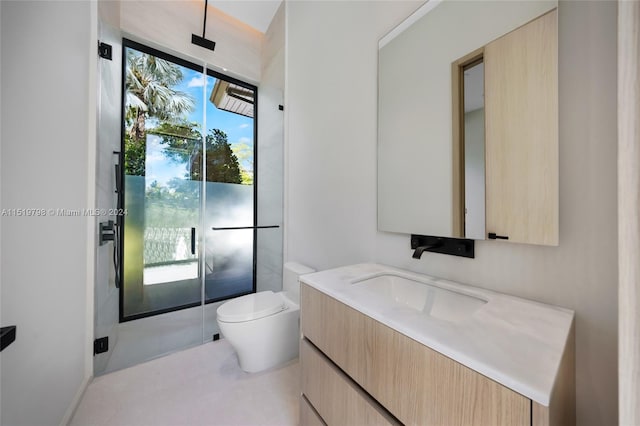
[[299, 395, 325, 426], [484, 9, 558, 246], [300, 339, 399, 426], [300, 281, 574, 426]]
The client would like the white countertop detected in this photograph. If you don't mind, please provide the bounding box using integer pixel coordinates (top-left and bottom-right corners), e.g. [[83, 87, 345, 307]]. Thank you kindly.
[[300, 263, 574, 406]]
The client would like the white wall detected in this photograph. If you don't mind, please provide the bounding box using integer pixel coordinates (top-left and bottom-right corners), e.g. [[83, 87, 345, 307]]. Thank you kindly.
[[286, 0, 422, 270], [120, 0, 263, 83], [285, 1, 618, 424], [0, 1, 96, 425]]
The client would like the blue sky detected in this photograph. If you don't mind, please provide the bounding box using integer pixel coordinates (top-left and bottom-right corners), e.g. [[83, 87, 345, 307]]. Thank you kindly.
[[144, 61, 255, 188]]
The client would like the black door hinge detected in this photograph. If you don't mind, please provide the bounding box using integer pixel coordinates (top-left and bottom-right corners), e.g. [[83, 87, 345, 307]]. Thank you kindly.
[[98, 42, 112, 60], [94, 336, 109, 355]]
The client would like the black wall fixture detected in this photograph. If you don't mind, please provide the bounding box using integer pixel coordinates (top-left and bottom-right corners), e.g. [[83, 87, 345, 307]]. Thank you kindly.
[[0, 326, 16, 351], [98, 41, 112, 60], [192, 0, 216, 52], [411, 234, 475, 259], [99, 220, 115, 246], [94, 336, 109, 355]]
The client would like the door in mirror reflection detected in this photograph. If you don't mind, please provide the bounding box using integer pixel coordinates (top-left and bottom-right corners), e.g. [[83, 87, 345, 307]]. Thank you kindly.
[[453, 53, 486, 240], [462, 61, 485, 240]]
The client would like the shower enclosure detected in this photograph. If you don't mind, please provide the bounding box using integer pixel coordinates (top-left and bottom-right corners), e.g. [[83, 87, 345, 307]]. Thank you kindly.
[[94, 24, 283, 375]]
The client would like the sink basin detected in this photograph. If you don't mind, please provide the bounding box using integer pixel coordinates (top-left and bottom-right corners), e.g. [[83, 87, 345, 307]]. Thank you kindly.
[[351, 273, 487, 322]]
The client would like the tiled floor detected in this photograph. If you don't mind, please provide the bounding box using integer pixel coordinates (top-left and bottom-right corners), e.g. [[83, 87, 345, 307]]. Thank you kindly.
[[72, 340, 300, 426]]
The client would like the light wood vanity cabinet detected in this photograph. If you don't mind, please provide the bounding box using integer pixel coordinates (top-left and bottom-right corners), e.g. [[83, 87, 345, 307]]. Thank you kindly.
[[300, 339, 399, 426], [299, 395, 325, 426], [484, 9, 559, 246], [300, 282, 574, 426]]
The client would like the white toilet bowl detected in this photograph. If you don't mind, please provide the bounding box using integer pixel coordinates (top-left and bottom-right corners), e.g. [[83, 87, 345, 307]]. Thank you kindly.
[[216, 262, 315, 373]]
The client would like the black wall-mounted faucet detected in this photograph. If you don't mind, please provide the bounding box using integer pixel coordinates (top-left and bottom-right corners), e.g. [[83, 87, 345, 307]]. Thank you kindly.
[[410, 234, 475, 259], [412, 239, 442, 259]]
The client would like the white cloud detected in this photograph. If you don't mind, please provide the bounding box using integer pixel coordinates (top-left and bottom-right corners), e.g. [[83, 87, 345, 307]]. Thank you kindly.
[[187, 75, 205, 88], [146, 151, 164, 164], [239, 123, 250, 129], [238, 137, 251, 144]]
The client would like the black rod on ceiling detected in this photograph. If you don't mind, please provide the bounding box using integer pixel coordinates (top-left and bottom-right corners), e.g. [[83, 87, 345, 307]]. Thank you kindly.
[[192, 0, 216, 52]]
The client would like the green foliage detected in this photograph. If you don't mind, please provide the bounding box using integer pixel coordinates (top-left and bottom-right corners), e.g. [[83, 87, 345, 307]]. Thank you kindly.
[[148, 120, 202, 167], [144, 179, 200, 228], [124, 134, 146, 176], [150, 120, 202, 141], [123, 49, 195, 176], [231, 142, 254, 185], [124, 50, 194, 127], [122, 49, 253, 183], [193, 129, 243, 184], [239, 169, 254, 186], [152, 123, 244, 184], [145, 180, 168, 201]]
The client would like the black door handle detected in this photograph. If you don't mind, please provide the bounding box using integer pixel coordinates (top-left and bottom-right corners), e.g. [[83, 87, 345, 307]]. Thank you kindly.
[[191, 227, 196, 254], [488, 233, 509, 240], [211, 225, 280, 230]]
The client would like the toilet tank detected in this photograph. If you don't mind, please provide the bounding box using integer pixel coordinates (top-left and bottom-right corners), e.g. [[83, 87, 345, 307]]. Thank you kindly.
[[283, 262, 316, 304]]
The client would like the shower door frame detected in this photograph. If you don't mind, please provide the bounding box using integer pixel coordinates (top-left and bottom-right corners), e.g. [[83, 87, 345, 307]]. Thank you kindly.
[[118, 38, 259, 323]]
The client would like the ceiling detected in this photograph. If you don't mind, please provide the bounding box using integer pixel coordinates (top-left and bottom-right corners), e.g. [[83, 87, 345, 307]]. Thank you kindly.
[[210, 1, 282, 33]]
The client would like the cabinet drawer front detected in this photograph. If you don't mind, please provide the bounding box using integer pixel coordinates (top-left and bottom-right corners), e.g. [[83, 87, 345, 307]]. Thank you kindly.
[[300, 395, 326, 426], [301, 283, 530, 426], [301, 339, 399, 426]]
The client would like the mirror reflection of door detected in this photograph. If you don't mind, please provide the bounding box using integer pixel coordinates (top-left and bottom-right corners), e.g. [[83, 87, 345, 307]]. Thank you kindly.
[[453, 52, 486, 240], [462, 61, 485, 240]]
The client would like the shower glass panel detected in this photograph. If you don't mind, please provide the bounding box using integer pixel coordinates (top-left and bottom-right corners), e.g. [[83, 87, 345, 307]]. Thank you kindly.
[[94, 15, 122, 376], [121, 40, 259, 321], [122, 41, 205, 320], [204, 70, 256, 302]]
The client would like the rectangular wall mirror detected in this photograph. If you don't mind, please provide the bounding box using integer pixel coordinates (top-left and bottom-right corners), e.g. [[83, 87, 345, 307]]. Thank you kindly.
[[377, 0, 557, 244]]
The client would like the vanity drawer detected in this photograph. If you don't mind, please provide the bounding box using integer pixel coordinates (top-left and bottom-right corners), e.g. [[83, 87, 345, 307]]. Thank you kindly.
[[300, 338, 398, 426], [300, 395, 325, 426], [300, 283, 530, 426]]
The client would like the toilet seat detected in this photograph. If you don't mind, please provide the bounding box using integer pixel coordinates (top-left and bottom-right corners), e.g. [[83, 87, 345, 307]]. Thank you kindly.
[[217, 291, 287, 323]]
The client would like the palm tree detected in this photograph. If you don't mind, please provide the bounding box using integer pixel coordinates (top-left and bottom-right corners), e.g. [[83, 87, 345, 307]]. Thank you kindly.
[[124, 49, 195, 175]]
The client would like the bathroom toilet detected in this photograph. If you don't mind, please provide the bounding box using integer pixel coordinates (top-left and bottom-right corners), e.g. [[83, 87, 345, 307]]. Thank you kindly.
[[216, 262, 315, 373]]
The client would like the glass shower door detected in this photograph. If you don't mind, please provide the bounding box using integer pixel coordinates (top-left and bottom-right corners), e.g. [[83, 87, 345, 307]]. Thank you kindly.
[[203, 71, 257, 303], [123, 135, 202, 315], [122, 40, 205, 320]]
